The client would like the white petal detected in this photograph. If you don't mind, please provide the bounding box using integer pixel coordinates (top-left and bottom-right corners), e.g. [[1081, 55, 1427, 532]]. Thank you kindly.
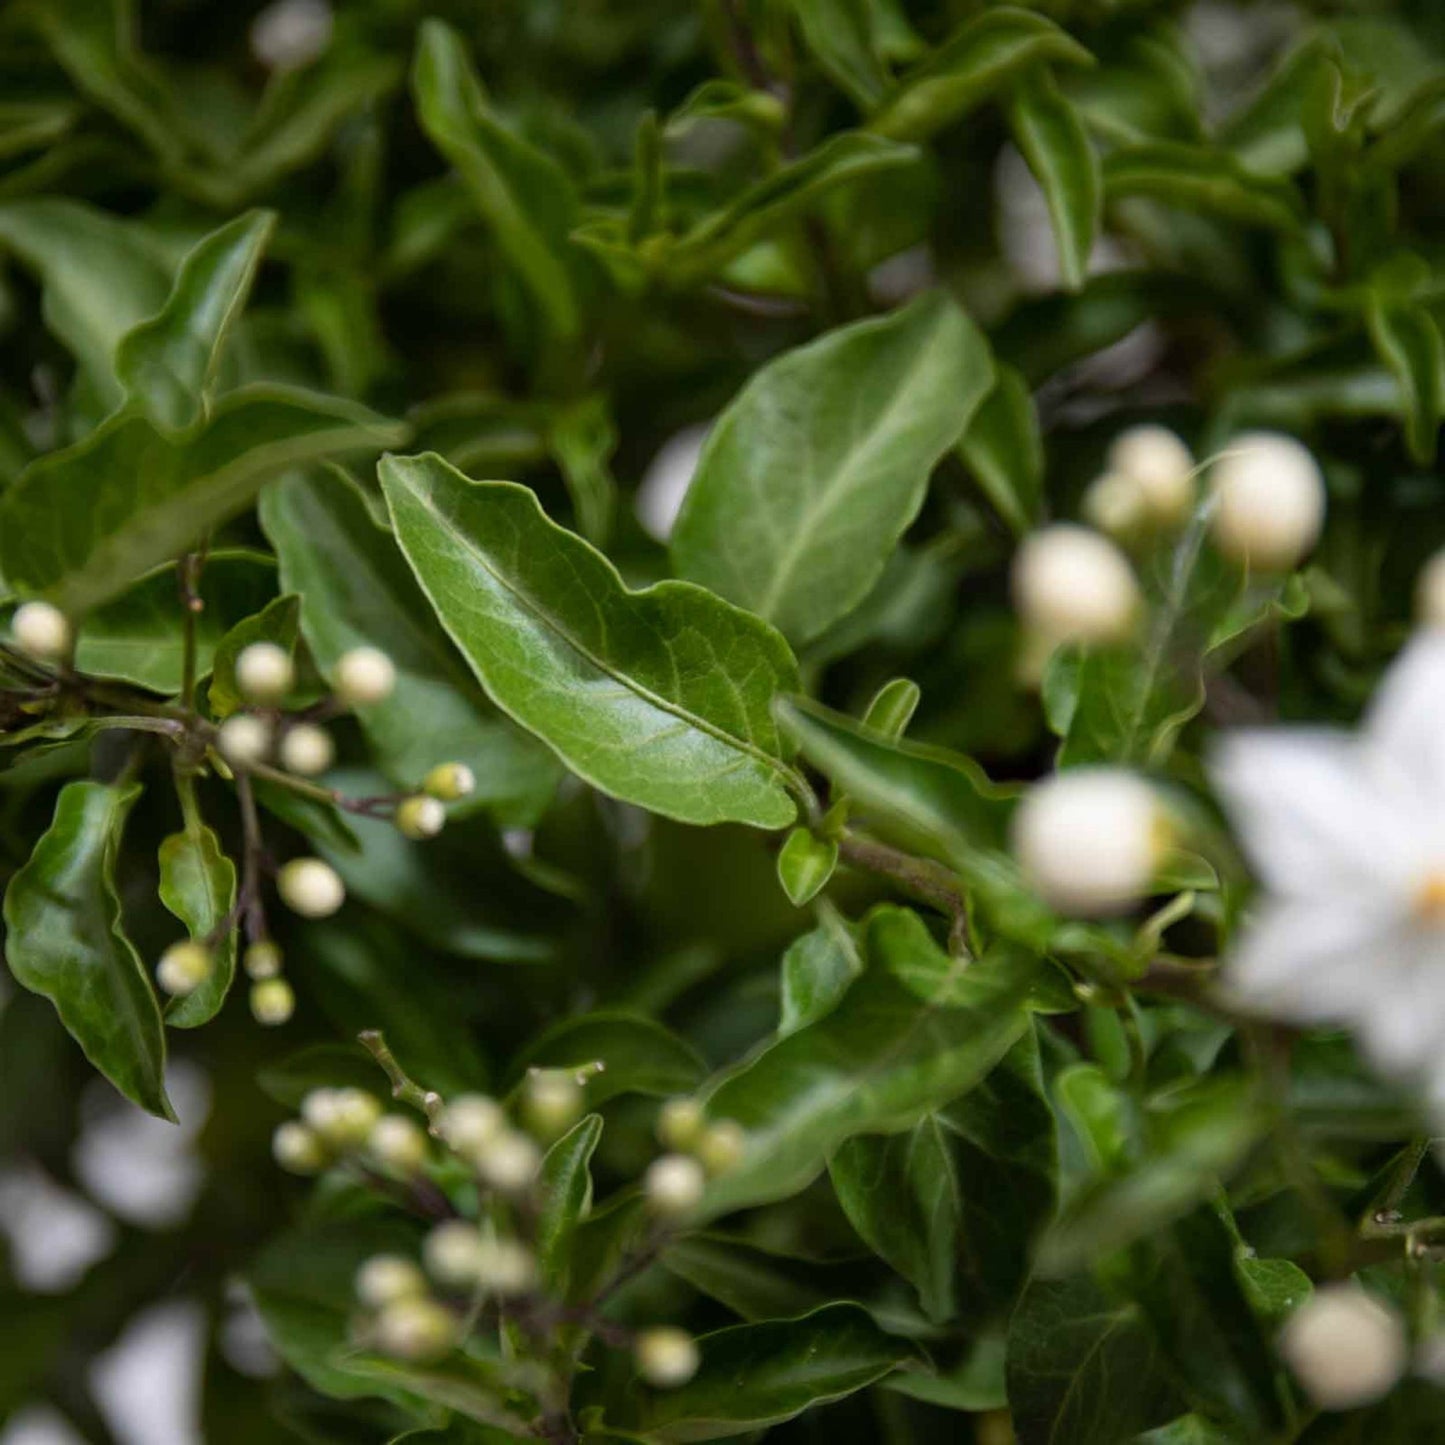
[[1364, 635, 1445, 802], [1210, 730, 1412, 896], [1356, 930, 1445, 1076]]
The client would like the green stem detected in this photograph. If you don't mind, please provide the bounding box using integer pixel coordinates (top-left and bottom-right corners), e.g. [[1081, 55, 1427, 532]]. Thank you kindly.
[[359, 1029, 445, 1123], [836, 830, 972, 956]]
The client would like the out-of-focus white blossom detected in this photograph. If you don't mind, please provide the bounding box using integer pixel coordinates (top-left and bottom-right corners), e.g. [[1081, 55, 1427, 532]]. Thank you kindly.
[[1278, 1284, 1406, 1411], [1012, 525, 1141, 649], [1209, 432, 1325, 571], [250, 0, 333, 72]]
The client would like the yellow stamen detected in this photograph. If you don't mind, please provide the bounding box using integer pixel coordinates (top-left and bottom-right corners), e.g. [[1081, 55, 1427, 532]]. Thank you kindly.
[[1415, 873, 1445, 922]]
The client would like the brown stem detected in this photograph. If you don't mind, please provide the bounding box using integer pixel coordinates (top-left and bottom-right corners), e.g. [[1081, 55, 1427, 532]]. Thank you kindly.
[[235, 771, 269, 945], [836, 832, 972, 956]]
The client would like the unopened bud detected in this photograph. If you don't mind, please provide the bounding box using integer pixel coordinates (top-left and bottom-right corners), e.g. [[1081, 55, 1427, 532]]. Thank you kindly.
[[1107, 424, 1195, 527], [355, 1254, 428, 1309], [10, 601, 71, 663], [395, 795, 445, 841], [1012, 524, 1140, 648], [476, 1129, 540, 1193], [334, 646, 396, 706], [1081, 472, 1148, 540], [243, 939, 283, 980], [436, 1094, 506, 1157], [302, 1086, 382, 1151], [656, 1097, 706, 1152], [272, 1120, 326, 1174], [250, 977, 295, 1026], [696, 1119, 747, 1177], [523, 1069, 584, 1139], [374, 1298, 455, 1362], [235, 642, 294, 705], [644, 1153, 706, 1215], [1210, 432, 1325, 572], [277, 857, 345, 918], [156, 940, 212, 996], [1278, 1284, 1406, 1411], [217, 714, 272, 768], [279, 723, 335, 776], [423, 763, 476, 802], [636, 1327, 700, 1388], [369, 1114, 428, 1175], [423, 1221, 486, 1288], [475, 1237, 536, 1297]]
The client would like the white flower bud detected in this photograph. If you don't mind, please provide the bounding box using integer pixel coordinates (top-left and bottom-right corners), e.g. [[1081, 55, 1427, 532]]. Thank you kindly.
[[279, 723, 334, 777], [635, 1327, 700, 1388], [1012, 768, 1165, 917], [156, 940, 212, 996], [272, 1120, 326, 1174], [423, 1221, 486, 1288], [1417, 548, 1445, 629], [250, 0, 333, 72], [374, 1298, 455, 1363], [1081, 472, 1148, 540], [696, 1120, 747, 1177], [395, 795, 446, 841], [235, 642, 294, 705], [301, 1087, 382, 1152], [423, 763, 476, 802], [217, 714, 272, 769], [1278, 1284, 1406, 1411], [277, 857, 345, 918], [355, 1254, 427, 1309], [1107, 424, 1195, 526], [250, 978, 295, 1026], [1012, 525, 1141, 648], [644, 1153, 706, 1215], [243, 940, 283, 980], [1209, 432, 1325, 572], [474, 1237, 536, 1297], [436, 1094, 506, 1157], [369, 1114, 428, 1176], [10, 601, 71, 663], [476, 1129, 540, 1193], [523, 1069, 584, 1139], [334, 646, 396, 706], [656, 1097, 706, 1152]]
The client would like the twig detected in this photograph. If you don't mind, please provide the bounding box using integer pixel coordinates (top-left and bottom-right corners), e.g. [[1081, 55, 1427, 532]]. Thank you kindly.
[[836, 832, 972, 956], [359, 1029, 445, 1124], [235, 771, 269, 945]]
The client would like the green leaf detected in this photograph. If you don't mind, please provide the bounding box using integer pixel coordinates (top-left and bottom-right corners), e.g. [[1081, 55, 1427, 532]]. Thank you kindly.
[[790, 0, 890, 109], [1007, 70, 1100, 292], [829, 1027, 1055, 1325], [548, 394, 616, 546], [776, 828, 838, 907], [0, 386, 406, 615], [73, 550, 277, 694], [860, 677, 921, 738], [697, 905, 1037, 1218], [260, 468, 558, 827], [535, 1113, 602, 1295], [157, 823, 237, 1028], [1103, 142, 1306, 231], [115, 209, 274, 431], [871, 8, 1093, 143], [1006, 1275, 1183, 1445], [957, 362, 1044, 535], [626, 1304, 914, 1441], [206, 593, 300, 720], [2, 781, 172, 1119], [412, 20, 582, 341], [778, 906, 863, 1036], [671, 293, 993, 645], [1366, 282, 1444, 465], [380, 452, 801, 830], [510, 1012, 705, 1106]]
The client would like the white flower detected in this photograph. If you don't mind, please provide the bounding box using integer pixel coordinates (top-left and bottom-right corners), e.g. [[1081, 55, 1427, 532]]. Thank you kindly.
[[1417, 548, 1445, 629], [644, 1153, 706, 1215], [1278, 1283, 1406, 1411], [1212, 637, 1445, 1107]]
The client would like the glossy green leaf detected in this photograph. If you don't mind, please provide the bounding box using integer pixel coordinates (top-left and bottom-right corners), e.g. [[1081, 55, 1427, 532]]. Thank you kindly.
[[2, 781, 172, 1119], [698, 906, 1037, 1217], [511, 1012, 705, 1106], [790, 0, 890, 109], [380, 452, 801, 830], [1103, 142, 1306, 231], [535, 1113, 603, 1295], [0, 387, 405, 615], [860, 677, 921, 738], [206, 593, 299, 720], [412, 20, 582, 341], [260, 468, 558, 827], [871, 8, 1093, 143], [115, 210, 273, 431], [1367, 287, 1444, 464], [1007, 70, 1100, 292], [830, 1027, 1055, 1325], [661, 1234, 836, 1324], [626, 1304, 914, 1441], [778, 905, 862, 1037], [957, 362, 1044, 535], [672, 293, 992, 645], [157, 823, 237, 1028], [776, 828, 838, 907]]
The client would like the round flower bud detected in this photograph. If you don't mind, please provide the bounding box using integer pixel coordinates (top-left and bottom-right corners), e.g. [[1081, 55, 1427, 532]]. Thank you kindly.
[[277, 857, 345, 919], [1081, 472, 1148, 540], [636, 1327, 700, 1389], [1012, 768, 1165, 918], [217, 714, 272, 769], [423, 1221, 486, 1289], [243, 939, 283, 980], [250, 978, 295, 1026], [1417, 548, 1445, 629], [644, 1153, 706, 1216], [476, 1129, 541, 1194], [395, 795, 446, 841], [1278, 1284, 1406, 1411], [156, 940, 213, 997], [279, 723, 334, 777], [696, 1120, 747, 1177], [423, 763, 476, 802], [656, 1097, 706, 1153], [436, 1094, 506, 1157], [1107, 424, 1195, 526], [11, 601, 71, 663], [374, 1298, 455, 1363], [369, 1114, 428, 1176], [250, 0, 333, 73], [235, 642, 294, 705], [474, 1237, 536, 1297], [1209, 432, 1325, 572], [272, 1120, 326, 1175], [334, 646, 396, 706], [302, 1086, 382, 1152], [1011, 525, 1141, 648], [355, 1254, 428, 1310], [523, 1069, 584, 1140]]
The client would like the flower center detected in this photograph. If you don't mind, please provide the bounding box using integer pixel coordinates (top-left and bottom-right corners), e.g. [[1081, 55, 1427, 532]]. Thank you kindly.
[[1414, 872, 1445, 923]]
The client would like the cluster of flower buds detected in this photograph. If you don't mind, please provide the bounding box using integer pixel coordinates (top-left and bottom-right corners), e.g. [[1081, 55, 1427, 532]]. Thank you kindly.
[[643, 1096, 747, 1219]]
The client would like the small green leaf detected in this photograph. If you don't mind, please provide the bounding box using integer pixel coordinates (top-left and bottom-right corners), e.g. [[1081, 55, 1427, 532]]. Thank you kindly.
[[1007, 70, 1100, 292], [1367, 281, 1444, 464], [511, 1012, 705, 1106], [672, 293, 993, 645], [789, 0, 891, 109], [1103, 142, 1306, 231], [380, 452, 801, 830], [2, 781, 172, 1119], [776, 828, 838, 907], [627, 1304, 915, 1441], [115, 209, 273, 431], [157, 823, 237, 1028], [957, 363, 1044, 535], [779, 906, 863, 1036], [535, 1113, 603, 1295], [860, 677, 921, 738], [207, 593, 300, 720]]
